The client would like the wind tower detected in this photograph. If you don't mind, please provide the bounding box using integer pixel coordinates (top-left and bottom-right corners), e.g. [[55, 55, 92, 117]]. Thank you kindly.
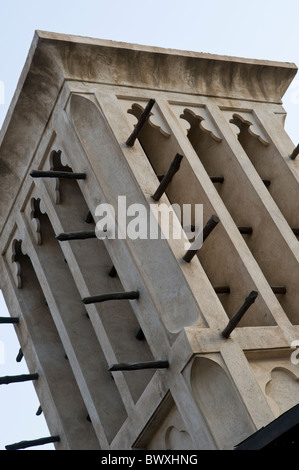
[[0, 31, 299, 450]]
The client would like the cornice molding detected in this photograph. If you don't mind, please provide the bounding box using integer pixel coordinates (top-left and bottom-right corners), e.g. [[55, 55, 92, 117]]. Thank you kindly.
[[0, 30, 297, 225]]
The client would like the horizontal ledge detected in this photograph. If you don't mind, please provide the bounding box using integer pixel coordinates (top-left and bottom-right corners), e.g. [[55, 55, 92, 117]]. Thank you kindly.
[[30, 170, 86, 179], [108, 360, 169, 371], [5, 435, 60, 450], [82, 291, 139, 304]]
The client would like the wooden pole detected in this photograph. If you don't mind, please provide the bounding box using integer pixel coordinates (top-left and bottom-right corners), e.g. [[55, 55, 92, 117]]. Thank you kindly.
[[5, 435, 60, 450], [0, 317, 19, 324], [290, 144, 299, 160], [238, 227, 253, 235], [16, 348, 23, 362], [56, 231, 97, 241], [135, 328, 145, 340], [56, 230, 111, 241], [210, 176, 224, 183], [221, 291, 258, 339], [108, 266, 117, 277], [82, 291, 139, 304], [271, 286, 287, 294], [214, 286, 230, 294], [30, 170, 86, 179], [85, 210, 94, 224], [0, 373, 39, 385], [126, 99, 155, 146], [183, 215, 220, 263], [152, 153, 184, 201], [108, 360, 169, 371]]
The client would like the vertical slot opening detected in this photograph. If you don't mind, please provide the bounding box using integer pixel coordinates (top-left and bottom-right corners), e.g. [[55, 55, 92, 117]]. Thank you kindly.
[[225, 115, 299, 325], [127, 105, 276, 327], [12, 240, 100, 449], [47, 153, 156, 404], [230, 114, 299, 229], [181, 109, 299, 325], [31, 199, 129, 442]]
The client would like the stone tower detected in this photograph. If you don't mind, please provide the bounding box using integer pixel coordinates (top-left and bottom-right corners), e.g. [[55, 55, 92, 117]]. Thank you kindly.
[[0, 31, 299, 450]]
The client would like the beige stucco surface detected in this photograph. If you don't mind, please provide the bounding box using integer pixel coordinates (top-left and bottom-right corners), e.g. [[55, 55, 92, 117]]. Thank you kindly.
[[0, 31, 299, 449]]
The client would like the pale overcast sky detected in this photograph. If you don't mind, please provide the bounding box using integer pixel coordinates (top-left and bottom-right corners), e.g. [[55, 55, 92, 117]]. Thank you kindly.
[[0, 0, 299, 450]]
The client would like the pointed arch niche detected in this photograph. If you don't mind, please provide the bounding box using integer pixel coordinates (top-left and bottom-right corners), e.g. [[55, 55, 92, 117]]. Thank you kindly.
[[190, 355, 255, 450], [230, 112, 299, 229], [4, 237, 100, 449], [248, 351, 299, 419]]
